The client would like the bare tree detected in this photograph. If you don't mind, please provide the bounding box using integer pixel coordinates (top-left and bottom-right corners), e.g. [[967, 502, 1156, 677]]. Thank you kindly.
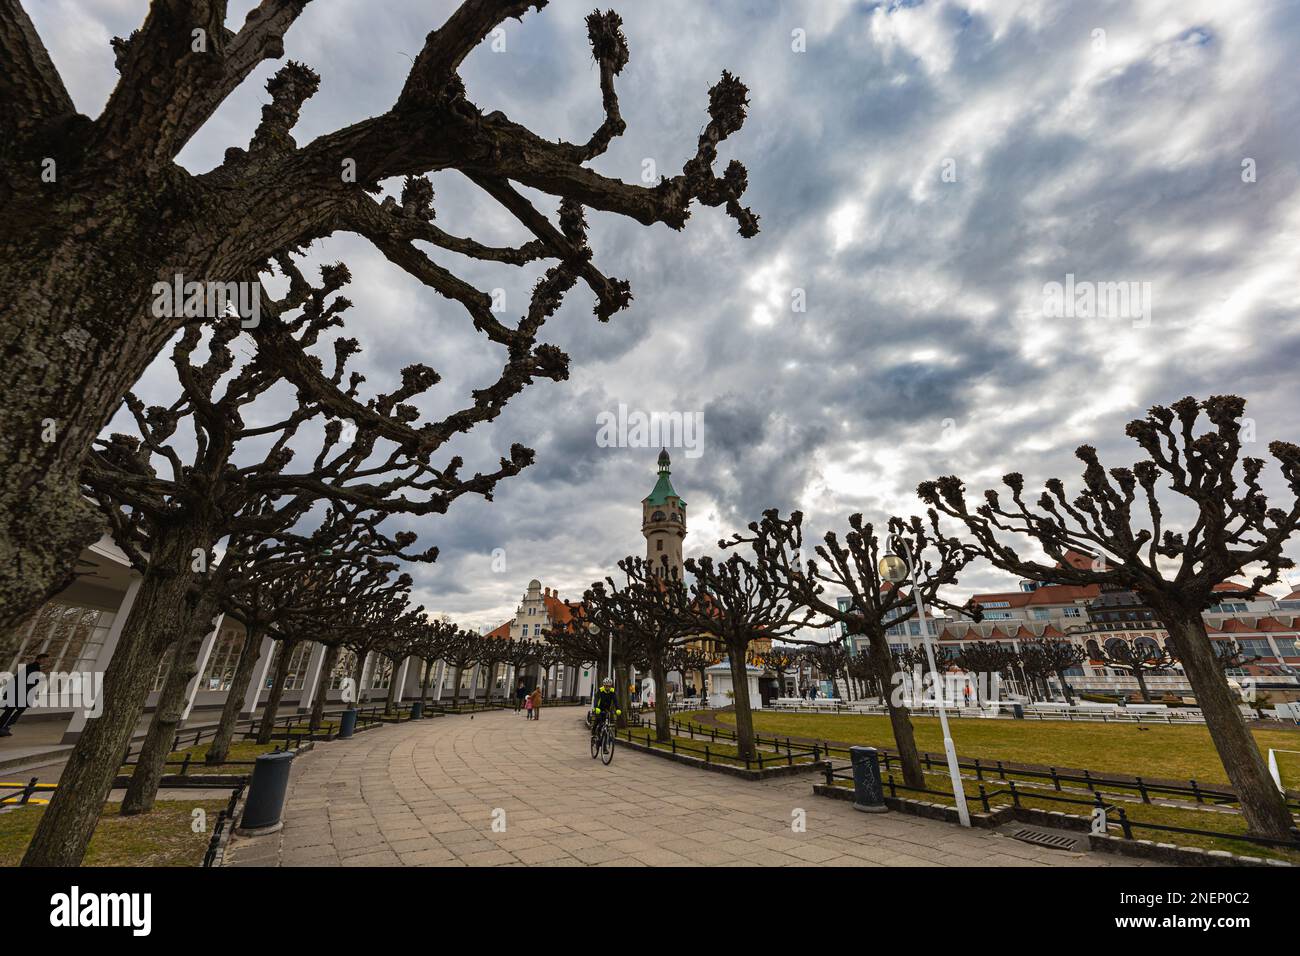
[[1090, 636, 1176, 704], [677, 552, 815, 761], [727, 510, 973, 788], [0, 2, 758, 630], [1019, 638, 1086, 704], [919, 395, 1300, 838]]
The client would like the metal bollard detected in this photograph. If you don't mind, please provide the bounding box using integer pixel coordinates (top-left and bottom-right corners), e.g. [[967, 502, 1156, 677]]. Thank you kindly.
[[849, 746, 888, 814], [236, 751, 296, 835], [338, 708, 358, 739]]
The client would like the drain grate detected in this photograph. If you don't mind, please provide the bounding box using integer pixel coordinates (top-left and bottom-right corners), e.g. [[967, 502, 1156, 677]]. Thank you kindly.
[[1011, 827, 1079, 851]]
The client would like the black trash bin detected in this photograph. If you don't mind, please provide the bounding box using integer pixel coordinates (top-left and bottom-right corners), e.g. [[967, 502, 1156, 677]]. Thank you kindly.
[[1012, 703, 1025, 719], [338, 708, 358, 739], [237, 750, 296, 835], [410, 701, 423, 720], [849, 746, 888, 813]]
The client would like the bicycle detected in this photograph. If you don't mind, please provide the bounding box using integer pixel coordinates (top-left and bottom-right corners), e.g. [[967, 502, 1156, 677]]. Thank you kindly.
[[589, 710, 617, 765]]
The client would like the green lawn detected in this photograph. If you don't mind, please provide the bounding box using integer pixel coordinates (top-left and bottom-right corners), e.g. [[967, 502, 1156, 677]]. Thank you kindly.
[[693, 710, 1300, 787], [121, 739, 286, 777], [619, 723, 818, 769], [0, 800, 229, 866]]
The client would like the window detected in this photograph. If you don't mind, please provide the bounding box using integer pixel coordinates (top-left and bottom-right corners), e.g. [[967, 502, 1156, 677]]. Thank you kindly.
[[981, 601, 1011, 609], [1063, 607, 1083, 618], [331, 650, 357, 690], [1031, 608, 1052, 620], [656, 539, 663, 552], [200, 627, 248, 691], [1238, 639, 1274, 659], [369, 656, 393, 690], [6, 602, 114, 675], [982, 611, 1014, 620]]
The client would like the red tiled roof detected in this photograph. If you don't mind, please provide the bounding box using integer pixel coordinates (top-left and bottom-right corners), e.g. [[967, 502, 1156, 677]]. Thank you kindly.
[[970, 583, 1099, 609], [486, 620, 511, 639]]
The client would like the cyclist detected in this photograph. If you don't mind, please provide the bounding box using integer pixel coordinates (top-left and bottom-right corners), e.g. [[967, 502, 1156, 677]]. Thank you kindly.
[[590, 677, 620, 742]]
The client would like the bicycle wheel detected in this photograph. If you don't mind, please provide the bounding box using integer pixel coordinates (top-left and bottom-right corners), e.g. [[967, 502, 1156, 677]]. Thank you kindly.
[[590, 729, 600, 759], [600, 724, 615, 765]]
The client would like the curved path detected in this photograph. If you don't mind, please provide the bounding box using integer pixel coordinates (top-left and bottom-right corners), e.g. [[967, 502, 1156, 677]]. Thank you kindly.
[[224, 708, 1152, 867]]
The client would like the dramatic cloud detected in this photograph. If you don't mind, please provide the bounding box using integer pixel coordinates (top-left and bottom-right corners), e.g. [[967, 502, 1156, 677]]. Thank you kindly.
[[39, 0, 1300, 629]]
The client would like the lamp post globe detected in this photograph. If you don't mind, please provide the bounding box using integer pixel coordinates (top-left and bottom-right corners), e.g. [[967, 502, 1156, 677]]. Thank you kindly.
[[878, 553, 908, 584]]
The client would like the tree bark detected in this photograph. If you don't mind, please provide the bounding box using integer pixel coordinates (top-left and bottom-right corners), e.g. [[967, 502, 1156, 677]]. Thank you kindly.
[[21, 532, 205, 866], [419, 656, 434, 707], [384, 658, 400, 714], [1132, 666, 1153, 704], [451, 664, 463, 707], [120, 622, 211, 815], [1055, 668, 1075, 705], [309, 644, 338, 732], [651, 656, 670, 743], [867, 628, 925, 788], [349, 651, 368, 711], [206, 625, 264, 764], [1162, 610, 1296, 839], [726, 646, 757, 761], [615, 661, 630, 729], [256, 638, 298, 744]]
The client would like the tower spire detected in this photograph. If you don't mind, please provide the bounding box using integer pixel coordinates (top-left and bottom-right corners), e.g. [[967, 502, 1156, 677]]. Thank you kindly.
[[642, 449, 686, 576]]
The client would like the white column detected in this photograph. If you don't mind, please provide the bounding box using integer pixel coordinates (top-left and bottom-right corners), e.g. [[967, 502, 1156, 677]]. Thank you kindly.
[[240, 635, 277, 718], [179, 614, 224, 722], [358, 652, 374, 703], [392, 657, 411, 704], [296, 643, 327, 714], [61, 573, 143, 743], [433, 660, 446, 701]]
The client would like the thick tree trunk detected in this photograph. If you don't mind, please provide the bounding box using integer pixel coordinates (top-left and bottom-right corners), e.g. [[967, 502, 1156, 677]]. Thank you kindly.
[[384, 659, 400, 714], [21, 533, 205, 866], [615, 661, 630, 729], [206, 625, 264, 764], [120, 622, 210, 816], [479, 661, 494, 703], [310, 644, 339, 732], [349, 651, 368, 711], [256, 638, 298, 744], [651, 656, 670, 743], [868, 628, 925, 788], [1055, 669, 1075, 705], [727, 645, 756, 761], [1132, 667, 1153, 704], [419, 657, 434, 707], [1163, 610, 1295, 840], [451, 665, 463, 707]]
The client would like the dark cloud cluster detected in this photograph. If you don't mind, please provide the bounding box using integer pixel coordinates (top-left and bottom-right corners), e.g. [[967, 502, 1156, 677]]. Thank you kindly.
[[42, 0, 1300, 628]]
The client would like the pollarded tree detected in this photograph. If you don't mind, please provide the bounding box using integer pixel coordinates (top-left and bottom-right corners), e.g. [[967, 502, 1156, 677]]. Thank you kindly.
[[727, 510, 974, 788], [678, 552, 816, 761], [1019, 638, 1087, 704], [951, 641, 1018, 705], [410, 617, 460, 709], [919, 395, 1300, 839], [668, 644, 720, 701], [0, 2, 759, 631], [22, 269, 473, 865], [803, 642, 849, 699], [439, 628, 484, 708], [1092, 636, 1176, 705], [754, 644, 799, 697], [607, 556, 696, 742]]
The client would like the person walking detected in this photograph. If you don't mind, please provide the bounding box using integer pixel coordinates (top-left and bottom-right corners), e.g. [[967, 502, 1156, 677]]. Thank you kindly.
[[1, 653, 50, 737], [529, 686, 542, 721], [514, 679, 527, 713]]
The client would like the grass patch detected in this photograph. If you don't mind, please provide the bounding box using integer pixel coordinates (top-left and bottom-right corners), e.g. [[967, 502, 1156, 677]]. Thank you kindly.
[[694, 710, 1300, 787], [618, 723, 818, 769], [0, 799, 230, 867], [825, 773, 1300, 864], [121, 739, 286, 777]]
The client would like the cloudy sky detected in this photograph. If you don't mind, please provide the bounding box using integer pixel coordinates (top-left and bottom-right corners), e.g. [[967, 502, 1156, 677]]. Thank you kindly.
[[35, 0, 1300, 630]]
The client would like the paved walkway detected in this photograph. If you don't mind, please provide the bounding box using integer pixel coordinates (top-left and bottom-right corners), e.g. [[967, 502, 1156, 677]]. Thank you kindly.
[[224, 709, 1154, 867]]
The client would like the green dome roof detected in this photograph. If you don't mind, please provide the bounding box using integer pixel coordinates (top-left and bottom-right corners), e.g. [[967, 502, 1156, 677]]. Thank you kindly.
[[643, 449, 685, 507]]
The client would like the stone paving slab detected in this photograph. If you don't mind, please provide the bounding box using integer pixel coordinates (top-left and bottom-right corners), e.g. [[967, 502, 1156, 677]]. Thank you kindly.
[[224, 709, 1158, 868]]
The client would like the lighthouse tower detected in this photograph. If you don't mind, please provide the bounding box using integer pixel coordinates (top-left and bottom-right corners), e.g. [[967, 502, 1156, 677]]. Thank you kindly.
[[641, 449, 687, 577]]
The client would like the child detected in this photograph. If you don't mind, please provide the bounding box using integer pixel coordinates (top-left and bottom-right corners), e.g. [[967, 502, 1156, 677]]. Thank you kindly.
[[524, 692, 534, 720]]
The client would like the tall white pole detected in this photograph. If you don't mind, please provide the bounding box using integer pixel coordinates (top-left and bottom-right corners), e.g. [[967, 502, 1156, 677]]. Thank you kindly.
[[900, 540, 971, 827]]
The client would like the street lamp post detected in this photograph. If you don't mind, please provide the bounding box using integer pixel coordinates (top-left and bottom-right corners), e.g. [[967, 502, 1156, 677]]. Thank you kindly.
[[879, 541, 971, 828]]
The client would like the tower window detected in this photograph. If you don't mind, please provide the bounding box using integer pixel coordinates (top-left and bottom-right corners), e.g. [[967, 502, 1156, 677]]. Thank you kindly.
[[652, 510, 666, 522], [657, 539, 663, 552]]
